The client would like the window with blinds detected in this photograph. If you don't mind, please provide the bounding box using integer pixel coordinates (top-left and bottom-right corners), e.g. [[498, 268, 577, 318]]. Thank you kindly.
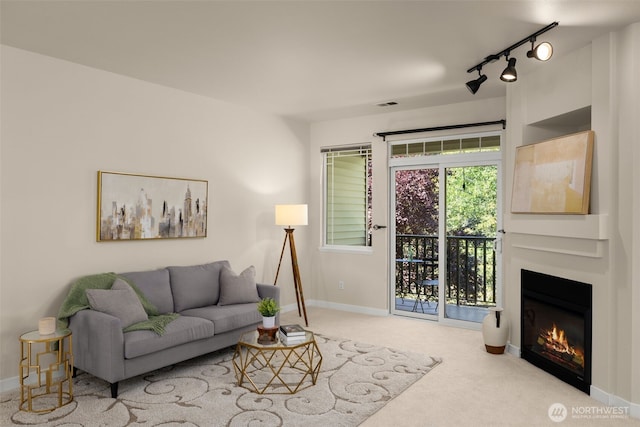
[[322, 145, 372, 247]]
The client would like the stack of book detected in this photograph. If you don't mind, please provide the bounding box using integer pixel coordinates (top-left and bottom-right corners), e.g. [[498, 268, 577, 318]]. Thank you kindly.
[[279, 324, 307, 344]]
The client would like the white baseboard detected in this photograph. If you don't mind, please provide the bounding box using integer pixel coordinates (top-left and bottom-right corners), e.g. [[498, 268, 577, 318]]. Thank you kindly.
[[301, 299, 390, 317], [506, 342, 521, 357], [591, 385, 640, 420], [0, 376, 19, 393]]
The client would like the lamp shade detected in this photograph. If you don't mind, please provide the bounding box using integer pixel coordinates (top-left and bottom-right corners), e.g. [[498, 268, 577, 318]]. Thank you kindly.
[[275, 204, 308, 227]]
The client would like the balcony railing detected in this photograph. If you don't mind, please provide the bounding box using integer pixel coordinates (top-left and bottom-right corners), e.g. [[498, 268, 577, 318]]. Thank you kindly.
[[396, 234, 497, 307]]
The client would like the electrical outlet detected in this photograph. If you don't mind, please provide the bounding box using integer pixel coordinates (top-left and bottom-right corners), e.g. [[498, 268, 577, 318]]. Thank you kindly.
[[338, 280, 345, 290]]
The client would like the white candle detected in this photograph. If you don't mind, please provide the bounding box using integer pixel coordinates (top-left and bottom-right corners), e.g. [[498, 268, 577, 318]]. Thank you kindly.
[[38, 317, 56, 335]]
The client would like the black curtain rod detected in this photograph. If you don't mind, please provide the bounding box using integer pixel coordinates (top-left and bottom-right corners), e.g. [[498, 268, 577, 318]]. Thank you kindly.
[[374, 119, 506, 141]]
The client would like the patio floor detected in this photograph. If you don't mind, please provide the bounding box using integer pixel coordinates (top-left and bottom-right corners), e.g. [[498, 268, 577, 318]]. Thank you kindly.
[[394, 297, 490, 323]]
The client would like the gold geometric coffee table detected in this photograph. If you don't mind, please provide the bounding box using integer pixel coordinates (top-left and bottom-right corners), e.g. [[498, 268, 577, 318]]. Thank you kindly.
[[232, 330, 322, 394]]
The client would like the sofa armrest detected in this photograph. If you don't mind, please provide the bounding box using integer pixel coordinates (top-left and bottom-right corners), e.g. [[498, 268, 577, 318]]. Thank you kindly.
[[68, 309, 126, 383], [257, 283, 280, 303]]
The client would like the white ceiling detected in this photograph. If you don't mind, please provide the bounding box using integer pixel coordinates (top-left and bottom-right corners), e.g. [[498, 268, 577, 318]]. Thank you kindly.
[[2, 1, 640, 122]]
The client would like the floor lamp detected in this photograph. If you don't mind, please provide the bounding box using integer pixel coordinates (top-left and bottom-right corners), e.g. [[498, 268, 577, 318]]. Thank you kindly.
[[273, 204, 309, 327]]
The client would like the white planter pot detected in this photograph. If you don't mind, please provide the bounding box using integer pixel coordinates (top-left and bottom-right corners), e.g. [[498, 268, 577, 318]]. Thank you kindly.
[[482, 307, 509, 354], [262, 316, 276, 329]]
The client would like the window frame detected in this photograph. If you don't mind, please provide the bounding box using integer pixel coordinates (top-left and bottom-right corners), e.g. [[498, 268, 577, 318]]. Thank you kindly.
[[321, 144, 373, 252]]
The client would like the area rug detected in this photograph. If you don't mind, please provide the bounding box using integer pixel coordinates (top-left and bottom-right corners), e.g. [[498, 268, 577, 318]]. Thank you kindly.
[[1, 334, 441, 426]]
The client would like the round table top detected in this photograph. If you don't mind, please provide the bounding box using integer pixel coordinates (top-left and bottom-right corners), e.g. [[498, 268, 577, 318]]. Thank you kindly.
[[20, 328, 71, 342]]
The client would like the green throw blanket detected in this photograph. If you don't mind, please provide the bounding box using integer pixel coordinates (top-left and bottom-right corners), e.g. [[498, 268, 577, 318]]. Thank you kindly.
[[57, 272, 178, 335]]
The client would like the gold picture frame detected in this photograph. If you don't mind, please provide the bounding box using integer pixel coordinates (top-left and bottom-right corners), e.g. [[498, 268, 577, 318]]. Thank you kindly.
[[97, 171, 208, 241], [511, 130, 594, 214]]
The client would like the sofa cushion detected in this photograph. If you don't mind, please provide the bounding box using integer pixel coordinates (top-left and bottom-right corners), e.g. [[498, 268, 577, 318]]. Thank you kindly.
[[217, 265, 260, 306], [168, 261, 230, 312], [120, 268, 174, 314], [180, 303, 261, 335], [123, 315, 215, 359], [86, 278, 149, 329]]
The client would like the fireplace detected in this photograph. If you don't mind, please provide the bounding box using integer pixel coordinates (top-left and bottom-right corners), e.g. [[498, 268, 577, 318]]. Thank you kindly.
[[521, 269, 592, 393]]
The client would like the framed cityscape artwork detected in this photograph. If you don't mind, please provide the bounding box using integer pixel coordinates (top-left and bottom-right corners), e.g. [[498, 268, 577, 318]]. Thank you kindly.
[[97, 171, 208, 241], [511, 130, 594, 214]]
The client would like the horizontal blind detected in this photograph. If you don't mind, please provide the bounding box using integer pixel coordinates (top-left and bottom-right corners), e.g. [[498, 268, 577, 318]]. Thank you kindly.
[[324, 145, 371, 246]]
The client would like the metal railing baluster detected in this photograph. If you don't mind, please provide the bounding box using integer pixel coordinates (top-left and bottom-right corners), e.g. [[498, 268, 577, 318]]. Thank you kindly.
[[395, 234, 496, 308]]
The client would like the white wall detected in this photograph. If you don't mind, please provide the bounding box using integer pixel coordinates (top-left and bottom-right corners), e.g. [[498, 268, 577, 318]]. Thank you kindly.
[[0, 46, 310, 381], [610, 22, 640, 410], [504, 22, 640, 408], [627, 22, 640, 415], [308, 98, 506, 312], [309, 21, 639, 410]]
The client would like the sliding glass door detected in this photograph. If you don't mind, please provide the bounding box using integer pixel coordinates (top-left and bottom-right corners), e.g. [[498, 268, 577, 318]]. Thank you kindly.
[[392, 166, 441, 318], [443, 165, 499, 322], [389, 132, 503, 326]]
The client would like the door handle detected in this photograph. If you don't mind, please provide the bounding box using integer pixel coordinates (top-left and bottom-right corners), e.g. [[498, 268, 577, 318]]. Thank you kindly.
[[373, 224, 387, 230]]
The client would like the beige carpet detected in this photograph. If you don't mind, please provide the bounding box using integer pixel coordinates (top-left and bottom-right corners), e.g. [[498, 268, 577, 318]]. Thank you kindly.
[[0, 331, 440, 426], [288, 308, 639, 427]]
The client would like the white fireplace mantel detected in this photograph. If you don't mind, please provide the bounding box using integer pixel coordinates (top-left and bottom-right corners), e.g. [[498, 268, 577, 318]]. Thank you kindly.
[[505, 214, 608, 258]]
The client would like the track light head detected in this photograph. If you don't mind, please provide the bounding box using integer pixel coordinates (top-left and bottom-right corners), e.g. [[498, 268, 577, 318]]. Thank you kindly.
[[500, 57, 517, 82], [466, 73, 487, 94], [527, 41, 553, 61]]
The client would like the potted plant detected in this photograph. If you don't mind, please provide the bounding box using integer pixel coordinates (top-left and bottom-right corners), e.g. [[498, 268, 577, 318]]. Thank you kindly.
[[256, 297, 280, 328]]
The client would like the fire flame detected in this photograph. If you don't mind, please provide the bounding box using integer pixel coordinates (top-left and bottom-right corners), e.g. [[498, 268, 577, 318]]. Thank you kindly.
[[549, 324, 569, 352], [542, 323, 584, 368]]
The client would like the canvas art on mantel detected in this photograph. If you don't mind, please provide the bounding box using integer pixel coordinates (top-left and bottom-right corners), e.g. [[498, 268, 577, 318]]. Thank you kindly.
[[97, 171, 208, 241], [511, 130, 594, 214]]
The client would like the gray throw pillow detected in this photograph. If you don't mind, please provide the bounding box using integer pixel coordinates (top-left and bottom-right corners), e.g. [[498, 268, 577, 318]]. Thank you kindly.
[[120, 268, 174, 314], [86, 278, 149, 328], [217, 265, 260, 306], [168, 261, 230, 312]]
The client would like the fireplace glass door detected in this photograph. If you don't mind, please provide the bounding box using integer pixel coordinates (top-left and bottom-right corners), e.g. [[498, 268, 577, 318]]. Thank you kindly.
[[522, 298, 586, 378], [520, 269, 592, 393]]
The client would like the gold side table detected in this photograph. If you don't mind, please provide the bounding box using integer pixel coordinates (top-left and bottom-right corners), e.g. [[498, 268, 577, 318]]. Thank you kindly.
[[232, 330, 322, 394], [19, 328, 74, 413]]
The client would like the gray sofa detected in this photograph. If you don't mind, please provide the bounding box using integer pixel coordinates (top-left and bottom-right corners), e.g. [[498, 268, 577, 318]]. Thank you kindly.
[[68, 260, 279, 398]]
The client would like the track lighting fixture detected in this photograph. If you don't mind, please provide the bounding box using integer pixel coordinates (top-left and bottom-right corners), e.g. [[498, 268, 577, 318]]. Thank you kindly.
[[500, 57, 517, 82], [465, 22, 558, 93], [466, 69, 488, 94]]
